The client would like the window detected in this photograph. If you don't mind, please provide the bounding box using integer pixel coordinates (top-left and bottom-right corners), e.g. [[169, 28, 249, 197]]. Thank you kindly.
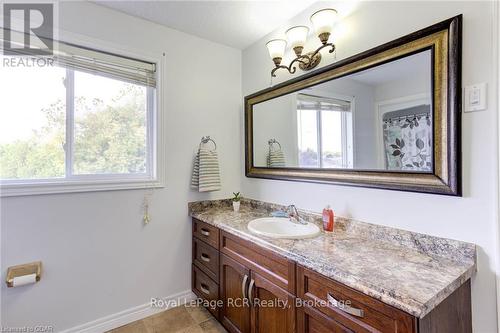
[[0, 35, 161, 196], [296, 94, 353, 168]]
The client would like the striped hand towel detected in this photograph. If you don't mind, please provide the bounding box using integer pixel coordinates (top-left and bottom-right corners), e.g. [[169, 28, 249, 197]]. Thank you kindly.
[[191, 148, 221, 192], [267, 149, 286, 167], [191, 150, 201, 189]]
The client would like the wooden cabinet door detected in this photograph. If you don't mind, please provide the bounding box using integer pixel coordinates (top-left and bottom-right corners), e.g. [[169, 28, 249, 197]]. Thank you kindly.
[[220, 254, 251, 333], [249, 271, 296, 333]]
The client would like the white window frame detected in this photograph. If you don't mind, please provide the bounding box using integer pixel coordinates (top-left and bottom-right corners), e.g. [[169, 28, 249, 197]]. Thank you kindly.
[[295, 91, 354, 169], [0, 31, 166, 197]]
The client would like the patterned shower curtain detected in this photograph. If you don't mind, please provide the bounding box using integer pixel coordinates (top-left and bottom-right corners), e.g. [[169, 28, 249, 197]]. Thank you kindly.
[[383, 110, 432, 171]]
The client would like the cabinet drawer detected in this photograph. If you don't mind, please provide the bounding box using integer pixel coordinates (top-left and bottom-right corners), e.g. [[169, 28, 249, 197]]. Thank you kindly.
[[192, 264, 219, 317], [220, 231, 295, 293], [193, 237, 219, 281], [298, 305, 354, 333], [297, 266, 416, 333], [193, 218, 219, 249]]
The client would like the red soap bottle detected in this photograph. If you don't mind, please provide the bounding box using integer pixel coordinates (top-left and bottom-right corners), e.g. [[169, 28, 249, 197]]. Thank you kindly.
[[322, 205, 334, 232]]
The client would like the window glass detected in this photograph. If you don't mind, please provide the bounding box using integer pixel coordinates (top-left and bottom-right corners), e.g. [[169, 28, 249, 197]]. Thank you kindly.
[[73, 71, 147, 175], [0, 57, 154, 184], [0, 59, 66, 179], [297, 109, 319, 168], [320, 111, 343, 168]]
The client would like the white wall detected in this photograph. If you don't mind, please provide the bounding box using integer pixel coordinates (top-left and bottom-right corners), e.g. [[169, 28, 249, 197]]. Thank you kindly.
[[241, 2, 499, 332], [374, 71, 430, 103], [0, 1, 241, 331], [253, 95, 298, 166]]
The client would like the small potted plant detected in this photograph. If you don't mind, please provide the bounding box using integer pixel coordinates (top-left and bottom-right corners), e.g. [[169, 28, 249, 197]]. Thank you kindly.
[[232, 192, 241, 212]]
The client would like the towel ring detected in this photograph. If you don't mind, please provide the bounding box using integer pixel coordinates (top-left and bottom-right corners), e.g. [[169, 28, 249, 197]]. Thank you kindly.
[[199, 136, 217, 151], [268, 139, 281, 151]]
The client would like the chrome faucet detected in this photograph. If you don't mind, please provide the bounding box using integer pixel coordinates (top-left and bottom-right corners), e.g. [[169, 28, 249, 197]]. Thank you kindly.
[[286, 205, 307, 225]]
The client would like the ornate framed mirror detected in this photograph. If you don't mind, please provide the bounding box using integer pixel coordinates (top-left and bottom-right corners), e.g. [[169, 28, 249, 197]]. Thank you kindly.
[[245, 15, 461, 196]]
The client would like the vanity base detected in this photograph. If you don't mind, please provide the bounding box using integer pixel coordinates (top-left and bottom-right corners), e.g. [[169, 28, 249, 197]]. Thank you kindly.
[[191, 217, 472, 333], [418, 279, 471, 333]]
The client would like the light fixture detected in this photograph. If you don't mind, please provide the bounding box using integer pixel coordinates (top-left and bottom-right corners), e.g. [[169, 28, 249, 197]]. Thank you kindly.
[[310, 8, 337, 44], [266, 39, 287, 67], [286, 26, 309, 56], [268, 8, 337, 77]]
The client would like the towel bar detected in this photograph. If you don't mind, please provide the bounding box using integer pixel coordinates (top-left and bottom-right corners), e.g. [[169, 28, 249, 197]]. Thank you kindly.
[[199, 136, 217, 151]]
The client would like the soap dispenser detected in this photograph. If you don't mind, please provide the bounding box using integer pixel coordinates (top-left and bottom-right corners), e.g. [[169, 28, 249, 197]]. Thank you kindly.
[[322, 205, 334, 232]]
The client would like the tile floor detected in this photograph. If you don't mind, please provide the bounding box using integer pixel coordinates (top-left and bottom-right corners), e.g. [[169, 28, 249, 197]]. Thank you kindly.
[[107, 305, 227, 333]]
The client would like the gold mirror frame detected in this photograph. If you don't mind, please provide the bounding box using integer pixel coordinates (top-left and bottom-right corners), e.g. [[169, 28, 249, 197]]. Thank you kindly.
[[245, 16, 461, 196]]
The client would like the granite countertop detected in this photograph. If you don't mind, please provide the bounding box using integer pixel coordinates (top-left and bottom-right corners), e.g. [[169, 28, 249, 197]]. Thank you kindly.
[[188, 198, 476, 319]]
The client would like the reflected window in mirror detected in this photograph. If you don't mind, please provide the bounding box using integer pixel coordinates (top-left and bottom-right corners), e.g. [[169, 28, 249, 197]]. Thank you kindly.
[[296, 94, 353, 168]]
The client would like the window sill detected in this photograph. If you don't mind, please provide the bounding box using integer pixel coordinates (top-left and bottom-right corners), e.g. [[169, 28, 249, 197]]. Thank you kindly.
[[0, 178, 164, 197]]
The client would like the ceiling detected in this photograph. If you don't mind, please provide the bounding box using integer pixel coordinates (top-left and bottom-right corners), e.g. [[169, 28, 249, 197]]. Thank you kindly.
[[93, 1, 316, 50], [349, 50, 431, 86]]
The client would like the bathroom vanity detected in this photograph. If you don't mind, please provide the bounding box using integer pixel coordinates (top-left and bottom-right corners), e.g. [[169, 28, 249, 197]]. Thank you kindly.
[[187, 14, 471, 333], [189, 199, 476, 333]]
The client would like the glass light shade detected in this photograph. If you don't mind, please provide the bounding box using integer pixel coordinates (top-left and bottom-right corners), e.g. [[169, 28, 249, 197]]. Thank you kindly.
[[266, 39, 287, 60], [310, 8, 337, 36], [286, 26, 309, 49]]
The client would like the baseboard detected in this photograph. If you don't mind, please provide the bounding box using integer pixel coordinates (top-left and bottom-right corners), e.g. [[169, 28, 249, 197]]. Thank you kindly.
[[60, 290, 196, 333]]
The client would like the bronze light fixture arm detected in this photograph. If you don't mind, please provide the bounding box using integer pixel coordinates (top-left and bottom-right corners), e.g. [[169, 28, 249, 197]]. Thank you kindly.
[[271, 57, 309, 77], [271, 43, 336, 77], [271, 64, 296, 77]]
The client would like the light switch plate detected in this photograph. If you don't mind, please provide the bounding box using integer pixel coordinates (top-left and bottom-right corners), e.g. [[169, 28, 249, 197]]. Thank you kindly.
[[464, 83, 487, 112]]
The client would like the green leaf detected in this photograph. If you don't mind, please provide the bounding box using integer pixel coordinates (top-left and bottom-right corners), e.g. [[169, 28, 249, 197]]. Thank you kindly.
[[392, 150, 401, 156]]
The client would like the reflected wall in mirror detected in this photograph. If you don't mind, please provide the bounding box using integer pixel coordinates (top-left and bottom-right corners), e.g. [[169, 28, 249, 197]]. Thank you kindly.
[[245, 16, 461, 195], [253, 50, 432, 172]]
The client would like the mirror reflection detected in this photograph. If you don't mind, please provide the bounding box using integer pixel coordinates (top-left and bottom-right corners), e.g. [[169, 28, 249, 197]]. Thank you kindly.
[[253, 50, 433, 172]]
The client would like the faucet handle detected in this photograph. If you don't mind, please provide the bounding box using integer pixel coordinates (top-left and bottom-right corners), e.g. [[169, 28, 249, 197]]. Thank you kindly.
[[286, 205, 307, 225], [287, 204, 298, 215]]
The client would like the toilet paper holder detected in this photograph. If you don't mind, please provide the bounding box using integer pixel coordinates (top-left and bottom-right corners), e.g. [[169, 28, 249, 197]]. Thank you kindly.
[[6, 261, 42, 288]]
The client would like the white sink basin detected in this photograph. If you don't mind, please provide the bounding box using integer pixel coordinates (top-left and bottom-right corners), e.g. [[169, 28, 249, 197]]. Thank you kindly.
[[247, 217, 321, 239]]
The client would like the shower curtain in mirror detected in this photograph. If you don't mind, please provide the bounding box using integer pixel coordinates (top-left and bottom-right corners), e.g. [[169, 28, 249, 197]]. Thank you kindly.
[[382, 105, 432, 171]]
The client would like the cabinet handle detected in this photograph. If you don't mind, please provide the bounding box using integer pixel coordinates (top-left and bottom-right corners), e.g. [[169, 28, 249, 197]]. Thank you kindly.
[[327, 293, 364, 318], [200, 229, 210, 236], [200, 253, 210, 262], [200, 283, 210, 295], [248, 279, 255, 306], [242, 274, 248, 299]]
